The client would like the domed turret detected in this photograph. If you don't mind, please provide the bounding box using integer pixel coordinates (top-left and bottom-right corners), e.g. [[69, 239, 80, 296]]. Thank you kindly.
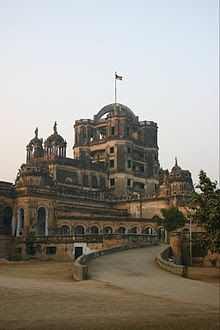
[[168, 158, 193, 198], [44, 122, 67, 157], [26, 128, 44, 162], [171, 157, 182, 172]]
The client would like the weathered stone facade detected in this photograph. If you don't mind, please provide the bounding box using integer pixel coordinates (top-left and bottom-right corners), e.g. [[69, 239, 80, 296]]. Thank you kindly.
[[0, 103, 194, 260]]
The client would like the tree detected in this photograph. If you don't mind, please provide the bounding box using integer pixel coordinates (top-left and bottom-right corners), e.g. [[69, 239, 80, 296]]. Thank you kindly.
[[190, 170, 220, 253], [156, 206, 185, 232]]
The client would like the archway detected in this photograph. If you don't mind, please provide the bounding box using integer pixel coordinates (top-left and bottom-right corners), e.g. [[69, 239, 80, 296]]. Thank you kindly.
[[90, 225, 99, 234], [131, 226, 140, 234], [118, 226, 127, 234], [143, 226, 153, 235], [75, 225, 85, 235], [104, 226, 113, 234], [60, 225, 70, 235]]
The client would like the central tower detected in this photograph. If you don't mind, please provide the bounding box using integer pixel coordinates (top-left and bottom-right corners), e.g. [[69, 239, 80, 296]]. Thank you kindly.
[[73, 103, 159, 195]]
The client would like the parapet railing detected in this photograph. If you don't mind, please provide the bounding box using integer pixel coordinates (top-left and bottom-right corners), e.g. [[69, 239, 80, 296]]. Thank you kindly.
[[22, 233, 158, 244]]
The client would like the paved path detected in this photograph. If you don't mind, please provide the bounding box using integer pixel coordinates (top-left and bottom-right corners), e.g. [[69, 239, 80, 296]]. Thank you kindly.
[[88, 245, 219, 308]]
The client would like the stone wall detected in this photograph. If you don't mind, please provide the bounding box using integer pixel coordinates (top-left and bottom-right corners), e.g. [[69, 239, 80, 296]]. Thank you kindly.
[[155, 246, 186, 277]]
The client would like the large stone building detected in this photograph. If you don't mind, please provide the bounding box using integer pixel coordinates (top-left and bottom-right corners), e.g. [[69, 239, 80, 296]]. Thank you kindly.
[[0, 103, 193, 260]]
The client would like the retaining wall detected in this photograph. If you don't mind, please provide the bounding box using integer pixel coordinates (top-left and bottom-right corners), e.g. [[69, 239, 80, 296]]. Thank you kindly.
[[73, 242, 157, 281], [155, 246, 187, 277]]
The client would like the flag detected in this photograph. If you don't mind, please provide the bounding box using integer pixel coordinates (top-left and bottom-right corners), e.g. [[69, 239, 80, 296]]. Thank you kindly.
[[115, 73, 123, 80]]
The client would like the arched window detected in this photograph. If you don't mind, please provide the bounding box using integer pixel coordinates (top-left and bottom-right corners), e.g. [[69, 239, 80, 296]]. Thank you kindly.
[[75, 225, 85, 235], [37, 207, 47, 236], [91, 175, 98, 188], [3, 207, 12, 236], [131, 226, 139, 234], [90, 226, 99, 234], [60, 225, 70, 235], [104, 226, 113, 234], [16, 208, 24, 236], [143, 227, 153, 235], [100, 176, 106, 189], [118, 226, 127, 234], [82, 174, 89, 187]]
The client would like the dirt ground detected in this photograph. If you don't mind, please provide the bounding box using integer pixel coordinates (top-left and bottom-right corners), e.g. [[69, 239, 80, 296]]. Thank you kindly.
[[0, 261, 219, 330]]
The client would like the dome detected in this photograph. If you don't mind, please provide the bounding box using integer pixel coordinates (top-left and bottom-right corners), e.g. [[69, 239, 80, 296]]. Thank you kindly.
[[27, 128, 42, 147], [45, 122, 65, 146], [171, 158, 182, 172], [94, 103, 137, 121]]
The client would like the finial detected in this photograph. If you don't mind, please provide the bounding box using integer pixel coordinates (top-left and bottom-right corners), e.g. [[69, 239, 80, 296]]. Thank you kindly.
[[35, 127, 38, 138], [175, 157, 178, 166], [53, 121, 57, 134]]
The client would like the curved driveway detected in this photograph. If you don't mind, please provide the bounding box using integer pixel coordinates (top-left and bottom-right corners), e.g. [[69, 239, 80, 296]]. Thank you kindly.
[[88, 245, 219, 308]]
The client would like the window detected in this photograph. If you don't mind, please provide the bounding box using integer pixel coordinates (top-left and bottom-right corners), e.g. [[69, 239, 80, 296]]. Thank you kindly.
[[104, 226, 113, 234], [91, 175, 98, 188], [111, 127, 115, 135], [60, 225, 70, 235], [3, 207, 12, 236], [144, 227, 153, 234], [26, 246, 37, 255], [110, 178, 115, 186], [127, 127, 130, 136], [140, 166, 144, 172], [82, 174, 89, 187], [128, 147, 131, 154], [132, 165, 136, 171], [75, 225, 85, 235], [90, 226, 99, 234], [128, 160, 131, 168], [46, 246, 57, 254], [109, 159, 114, 168], [127, 179, 131, 187], [131, 227, 139, 234], [37, 207, 47, 236], [118, 226, 127, 234], [140, 183, 145, 189], [110, 147, 114, 153]]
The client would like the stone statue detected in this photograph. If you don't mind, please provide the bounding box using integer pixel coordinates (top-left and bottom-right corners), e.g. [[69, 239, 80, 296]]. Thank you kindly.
[[35, 127, 38, 138], [53, 121, 57, 134]]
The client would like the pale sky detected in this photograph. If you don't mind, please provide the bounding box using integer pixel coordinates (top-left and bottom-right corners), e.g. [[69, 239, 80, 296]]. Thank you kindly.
[[0, 0, 219, 185]]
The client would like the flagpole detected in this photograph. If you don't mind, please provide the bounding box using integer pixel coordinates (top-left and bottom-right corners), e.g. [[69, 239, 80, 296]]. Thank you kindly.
[[115, 71, 117, 104]]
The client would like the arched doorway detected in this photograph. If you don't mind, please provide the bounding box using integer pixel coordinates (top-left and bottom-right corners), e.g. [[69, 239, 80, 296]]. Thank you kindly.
[[37, 207, 47, 236], [3, 207, 12, 236]]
